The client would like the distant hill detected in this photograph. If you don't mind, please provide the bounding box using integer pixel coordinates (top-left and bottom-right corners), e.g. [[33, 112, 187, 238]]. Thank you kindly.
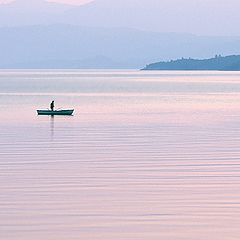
[[1, 0, 240, 36], [1, 25, 240, 69], [143, 55, 240, 71], [0, 1, 240, 69]]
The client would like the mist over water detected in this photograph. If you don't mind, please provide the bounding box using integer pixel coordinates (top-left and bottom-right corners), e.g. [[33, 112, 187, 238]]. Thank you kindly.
[[1, 70, 240, 240]]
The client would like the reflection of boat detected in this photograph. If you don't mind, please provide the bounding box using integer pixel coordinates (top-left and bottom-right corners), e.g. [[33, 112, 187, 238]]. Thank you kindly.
[[37, 109, 74, 116]]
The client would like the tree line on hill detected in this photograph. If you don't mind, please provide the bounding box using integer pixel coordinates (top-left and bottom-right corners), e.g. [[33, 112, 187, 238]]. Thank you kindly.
[[143, 55, 240, 71]]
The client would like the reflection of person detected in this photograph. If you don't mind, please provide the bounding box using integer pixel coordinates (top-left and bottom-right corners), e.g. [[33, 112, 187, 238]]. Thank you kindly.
[[50, 101, 55, 111]]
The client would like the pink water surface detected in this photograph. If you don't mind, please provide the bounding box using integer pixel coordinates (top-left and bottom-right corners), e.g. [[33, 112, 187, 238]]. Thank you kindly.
[[1, 70, 240, 240]]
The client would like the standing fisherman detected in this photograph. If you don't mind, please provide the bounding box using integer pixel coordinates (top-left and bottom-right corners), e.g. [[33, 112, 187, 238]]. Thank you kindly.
[[50, 101, 55, 111]]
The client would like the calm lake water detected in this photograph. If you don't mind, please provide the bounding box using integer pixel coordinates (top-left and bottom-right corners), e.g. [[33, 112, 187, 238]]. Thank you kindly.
[[1, 70, 240, 240]]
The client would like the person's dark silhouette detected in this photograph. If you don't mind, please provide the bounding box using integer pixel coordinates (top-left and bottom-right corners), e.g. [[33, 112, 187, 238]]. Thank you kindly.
[[50, 101, 55, 111]]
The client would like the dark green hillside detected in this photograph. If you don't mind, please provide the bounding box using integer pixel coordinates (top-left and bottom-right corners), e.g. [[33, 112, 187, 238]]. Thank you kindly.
[[143, 55, 240, 71]]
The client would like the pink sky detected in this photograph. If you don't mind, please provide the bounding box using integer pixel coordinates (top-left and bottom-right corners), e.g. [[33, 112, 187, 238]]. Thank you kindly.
[[48, 0, 92, 4], [0, 0, 92, 5]]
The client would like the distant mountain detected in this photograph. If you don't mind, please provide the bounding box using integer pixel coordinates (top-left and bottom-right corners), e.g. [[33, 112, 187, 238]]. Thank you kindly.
[[0, 0, 73, 26], [143, 55, 240, 71], [1, 25, 240, 69], [1, 0, 240, 35], [1, 1, 240, 69]]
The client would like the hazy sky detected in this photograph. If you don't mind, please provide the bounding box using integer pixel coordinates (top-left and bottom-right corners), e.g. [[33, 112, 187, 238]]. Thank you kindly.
[[0, 0, 240, 36], [46, 0, 92, 4], [0, 0, 91, 5], [0, 0, 239, 6]]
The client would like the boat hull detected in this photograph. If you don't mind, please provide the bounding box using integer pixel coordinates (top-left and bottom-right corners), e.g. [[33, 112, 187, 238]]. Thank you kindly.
[[37, 110, 74, 116]]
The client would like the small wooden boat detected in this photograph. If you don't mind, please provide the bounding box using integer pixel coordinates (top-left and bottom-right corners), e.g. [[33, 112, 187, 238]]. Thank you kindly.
[[37, 109, 74, 116]]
